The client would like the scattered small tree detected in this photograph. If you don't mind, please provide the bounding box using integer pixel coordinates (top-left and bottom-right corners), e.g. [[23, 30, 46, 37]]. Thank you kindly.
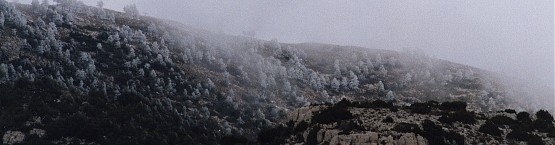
[[123, 4, 139, 18]]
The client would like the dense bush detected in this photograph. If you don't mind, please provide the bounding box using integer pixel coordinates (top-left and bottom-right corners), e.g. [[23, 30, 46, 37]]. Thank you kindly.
[[338, 120, 365, 134], [478, 120, 502, 136], [532, 119, 555, 133], [220, 135, 249, 145], [506, 129, 527, 141], [306, 126, 321, 145], [490, 115, 516, 126], [504, 109, 516, 114], [382, 116, 394, 123], [392, 122, 421, 134], [535, 110, 554, 122], [311, 99, 354, 124], [354, 99, 393, 108], [517, 112, 532, 122], [409, 101, 437, 114], [438, 111, 476, 124], [507, 130, 546, 145], [421, 119, 464, 145], [439, 101, 467, 112], [257, 125, 291, 144], [293, 121, 309, 134]]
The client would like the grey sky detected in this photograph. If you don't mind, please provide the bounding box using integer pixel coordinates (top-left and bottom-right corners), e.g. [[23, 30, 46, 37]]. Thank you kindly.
[[19, 0, 555, 100]]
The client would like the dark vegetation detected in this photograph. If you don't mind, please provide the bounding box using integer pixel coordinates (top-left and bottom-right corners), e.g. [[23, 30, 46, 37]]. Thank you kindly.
[[392, 123, 421, 133], [311, 99, 354, 124], [0, 0, 551, 144], [421, 119, 465, 145], [479, 120, 502, 136]]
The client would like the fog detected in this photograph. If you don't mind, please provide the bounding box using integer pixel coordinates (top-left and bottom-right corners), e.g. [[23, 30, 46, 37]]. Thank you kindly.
[[18, 0, 555, 109]]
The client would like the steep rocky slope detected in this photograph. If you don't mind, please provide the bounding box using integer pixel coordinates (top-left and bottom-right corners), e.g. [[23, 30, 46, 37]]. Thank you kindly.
[[0, 1, 550, 144], [257, 99, 555, 145]]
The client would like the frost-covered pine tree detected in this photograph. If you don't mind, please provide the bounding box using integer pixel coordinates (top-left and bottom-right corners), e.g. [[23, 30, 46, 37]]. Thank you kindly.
[[259, 71, 268, 88], [378, 65, 388, 76], [0, 12, 4, 28], [206, 78, 215, 89], [331, 77, 340, 92], [340, 77, 349, 90], [31, 0, 40, 9], [348, 71, 359, 90], [96, 1, 104, 8], [333, 59, 341, 77], [386, 91, 395, 101], [123, 4, 139, 18], [377, 81, 385, 92]]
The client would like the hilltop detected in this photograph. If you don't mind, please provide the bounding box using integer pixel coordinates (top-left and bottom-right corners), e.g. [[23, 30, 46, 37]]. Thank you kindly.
[[0, 1, 551, 144]]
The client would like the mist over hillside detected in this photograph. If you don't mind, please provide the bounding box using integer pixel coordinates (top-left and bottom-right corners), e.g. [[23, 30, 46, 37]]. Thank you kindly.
[[0, 0, 552, 144]]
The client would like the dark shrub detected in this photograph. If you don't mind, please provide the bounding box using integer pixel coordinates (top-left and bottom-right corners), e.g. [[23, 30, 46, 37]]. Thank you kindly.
[[311, 99, 354, 124], [357, 99, 394, 108], [293, 121, 309, 134], [438, 111, 476, 124], [383, 116, 394, 123], [532, 119, 555, 133], [506, 129, 527, 141], [372, 100, 394, 108], [410, 102, 437, 114], [392, 123, 421, 134], [220, 135, 249, 145], [439, 101, 467, 112], [422, 119, 444, 145], [527, 134, 546, 145], [389, 107, 399, 112], [306, 126, 321, 145], [421, 119, 463, 145], [517, 112, 531, 122], [446, 131, 465, 145], [338, 120, 365, 134], [479, 120, 502, 136], [490, 115, 516, 126], [258, 125, 291, 144], [504, 109, 516, 114], [536, 110, 554, 122]]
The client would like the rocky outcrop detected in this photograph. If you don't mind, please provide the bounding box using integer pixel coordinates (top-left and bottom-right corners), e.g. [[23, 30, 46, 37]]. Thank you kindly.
[[259, 99, 555, 145], [324, 132, 427, 145]]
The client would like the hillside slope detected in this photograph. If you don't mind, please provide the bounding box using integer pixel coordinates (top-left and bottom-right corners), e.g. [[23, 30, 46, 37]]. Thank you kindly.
[[258, 99, 554, 145], [0, 1, 550, 144]]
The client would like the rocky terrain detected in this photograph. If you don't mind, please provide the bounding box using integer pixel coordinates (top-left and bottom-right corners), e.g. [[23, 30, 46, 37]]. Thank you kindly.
[[256, 99, 555, 145], [0, 0, 551, 144]]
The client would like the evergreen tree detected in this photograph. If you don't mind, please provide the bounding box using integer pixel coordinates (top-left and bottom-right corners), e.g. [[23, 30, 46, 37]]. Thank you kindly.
[[0, 12, 4, 28], [348, 71, 359, 90], [331, 77, 340, 92], [123, 4, 139, 18]]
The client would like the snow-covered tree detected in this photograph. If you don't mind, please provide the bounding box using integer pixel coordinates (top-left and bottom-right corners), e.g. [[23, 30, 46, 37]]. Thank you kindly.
[[377, 81, 385, 92], [333, 59, 341, 77], [340, 77, 348, 90], [206, 78, 215, 89], [96, 1, 104, 8], [386, 91, 395, 101], [283, 79, 292, 93], [331, 77, 340, 92], [348, 71, 359, 90], [42, 0, 49, 6], [31, 0, 40, 9], [0, 12, 4, 28], [259, 71, 268, 88], [96, 43, 102, 50], [123, 4, 139, 18], [378, 65, 388, 76]]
